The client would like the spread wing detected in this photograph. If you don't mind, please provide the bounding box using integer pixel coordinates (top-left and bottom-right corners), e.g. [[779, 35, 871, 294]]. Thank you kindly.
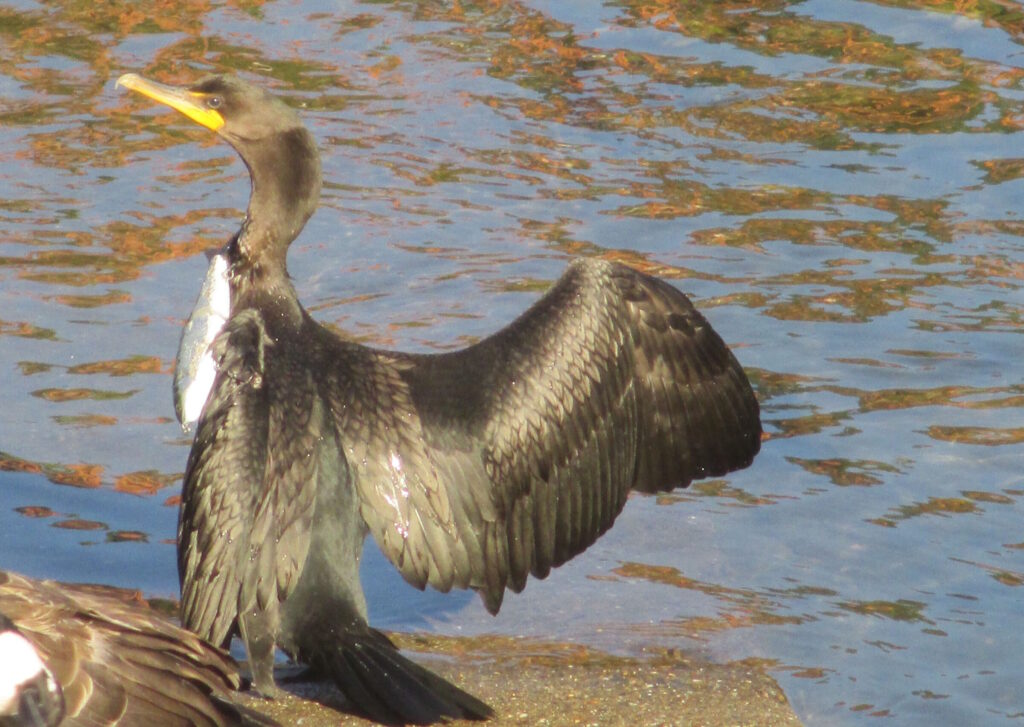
[[179, 308, 319, 645], [0, 570, 268, 727], [337, 259, 761, 613]]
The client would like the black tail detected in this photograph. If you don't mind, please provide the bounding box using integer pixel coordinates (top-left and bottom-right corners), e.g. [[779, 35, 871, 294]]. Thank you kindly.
[[310, 629, 492, 725], [209, 694, 282, 727]]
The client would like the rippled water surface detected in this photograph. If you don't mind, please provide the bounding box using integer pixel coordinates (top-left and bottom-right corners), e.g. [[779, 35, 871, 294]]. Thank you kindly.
[[2, 1, 1022, 724]]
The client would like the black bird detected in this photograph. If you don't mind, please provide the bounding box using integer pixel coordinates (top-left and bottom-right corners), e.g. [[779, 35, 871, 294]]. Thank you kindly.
[[0, 569, 277, 727], [117, 72, 761, 725]]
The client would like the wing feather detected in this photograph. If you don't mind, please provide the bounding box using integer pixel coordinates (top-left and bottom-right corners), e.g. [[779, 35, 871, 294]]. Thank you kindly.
[[241, 359, 318, 616], [0, 571, 256, 727], [180, 308, 317, 646], [338, 259, 760, 613], [322, 346, 469, 593], [179, 310, 270, 645]]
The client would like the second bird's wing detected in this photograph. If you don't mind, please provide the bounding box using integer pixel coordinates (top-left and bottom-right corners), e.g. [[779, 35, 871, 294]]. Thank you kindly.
[[0, 570, 270, 727]]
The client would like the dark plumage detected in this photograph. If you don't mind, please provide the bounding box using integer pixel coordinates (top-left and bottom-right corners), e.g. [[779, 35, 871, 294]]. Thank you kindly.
[[117, 72, 761, 725], [0, 570, 276, 727]]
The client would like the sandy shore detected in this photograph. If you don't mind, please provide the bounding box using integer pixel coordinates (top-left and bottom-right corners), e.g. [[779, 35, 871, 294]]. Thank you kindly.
[[237, 633, 803, 726]]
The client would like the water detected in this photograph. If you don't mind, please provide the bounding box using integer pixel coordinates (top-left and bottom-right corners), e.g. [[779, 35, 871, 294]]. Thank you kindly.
[[1, 1, 1022, 724]]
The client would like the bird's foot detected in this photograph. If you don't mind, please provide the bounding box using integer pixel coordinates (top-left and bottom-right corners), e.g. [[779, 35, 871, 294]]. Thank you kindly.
[[247, 680, 286, 701]]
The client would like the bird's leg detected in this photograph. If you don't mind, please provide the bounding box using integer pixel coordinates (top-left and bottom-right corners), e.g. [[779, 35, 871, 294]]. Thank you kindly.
[[238, 607, 283, 699]]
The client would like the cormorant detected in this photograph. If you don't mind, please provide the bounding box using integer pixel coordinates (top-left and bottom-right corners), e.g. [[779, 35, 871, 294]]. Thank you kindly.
[[0, 569, 277, 727], [117, 72, 762, 725]]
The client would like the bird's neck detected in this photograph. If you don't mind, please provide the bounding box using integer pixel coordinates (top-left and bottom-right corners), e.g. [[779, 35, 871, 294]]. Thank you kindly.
[[235, 127, 322, 276]]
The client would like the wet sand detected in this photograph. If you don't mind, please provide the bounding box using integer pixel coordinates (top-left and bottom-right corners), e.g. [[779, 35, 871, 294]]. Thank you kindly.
[[238, 633, 802, 726]]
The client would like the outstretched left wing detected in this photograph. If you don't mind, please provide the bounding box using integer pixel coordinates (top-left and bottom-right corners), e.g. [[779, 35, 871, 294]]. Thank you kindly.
[[178, 308, 318, 647]]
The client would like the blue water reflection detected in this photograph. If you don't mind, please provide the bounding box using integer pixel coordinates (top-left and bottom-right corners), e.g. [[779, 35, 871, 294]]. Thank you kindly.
[[0, 1, 1021, 724]]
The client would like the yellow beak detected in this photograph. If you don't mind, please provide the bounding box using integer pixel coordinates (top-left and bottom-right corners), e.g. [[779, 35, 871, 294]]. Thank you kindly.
[[117, 73, 225, 132]]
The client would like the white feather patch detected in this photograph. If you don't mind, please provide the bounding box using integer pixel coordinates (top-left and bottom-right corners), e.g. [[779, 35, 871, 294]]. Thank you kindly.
[[0, 630, 47, 715], [174, 253, 231, 434]]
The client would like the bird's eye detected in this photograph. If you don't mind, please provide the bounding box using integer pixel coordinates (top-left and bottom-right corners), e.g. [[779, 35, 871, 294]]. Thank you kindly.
[[208, 96, 223, 109]]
